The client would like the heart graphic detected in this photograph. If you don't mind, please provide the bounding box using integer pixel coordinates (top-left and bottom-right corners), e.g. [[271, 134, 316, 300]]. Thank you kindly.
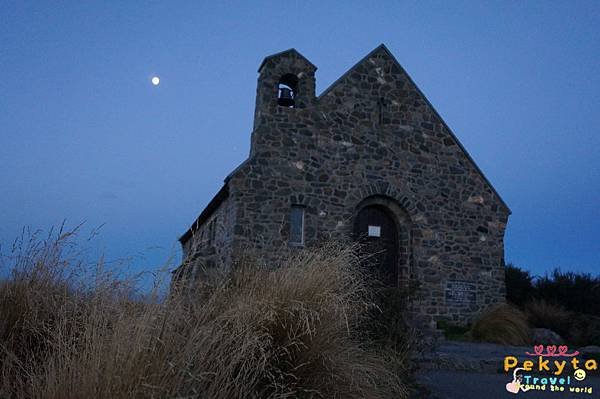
[[534, 345, 544, 355], [506, 381, 520, 394], [547, 345, 557, 355], [559, 345, 568, 355]]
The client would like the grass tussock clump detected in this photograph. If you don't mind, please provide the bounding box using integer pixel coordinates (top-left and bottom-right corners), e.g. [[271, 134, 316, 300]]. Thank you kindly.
[[470, 304, 532, 346], [0, 228, 408, 399], [524, 299, 600, 347], [524, 299, 571, 337]]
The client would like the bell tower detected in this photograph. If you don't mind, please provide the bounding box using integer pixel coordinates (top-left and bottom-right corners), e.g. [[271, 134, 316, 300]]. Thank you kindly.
[[252, 49, 317, 131]]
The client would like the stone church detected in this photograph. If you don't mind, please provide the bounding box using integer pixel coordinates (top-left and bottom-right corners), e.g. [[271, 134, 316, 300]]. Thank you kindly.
[[176, 44, 510, 329]]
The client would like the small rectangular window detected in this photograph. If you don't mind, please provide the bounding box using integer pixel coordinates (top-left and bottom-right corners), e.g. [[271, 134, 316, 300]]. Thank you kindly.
[[209, 218, 217, 245], [199, 229, 205, 247], [290, 206, 305, 245], [210, 216, 217, 244]]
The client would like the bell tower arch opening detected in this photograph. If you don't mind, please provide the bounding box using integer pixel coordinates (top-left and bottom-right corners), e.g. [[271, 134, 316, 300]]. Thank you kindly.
[[251, 48, 317, 155], [277, 73, 298, 108]]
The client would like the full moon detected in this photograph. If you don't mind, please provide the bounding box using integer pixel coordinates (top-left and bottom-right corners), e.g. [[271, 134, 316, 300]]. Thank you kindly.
[[151, 76, 160, 86]]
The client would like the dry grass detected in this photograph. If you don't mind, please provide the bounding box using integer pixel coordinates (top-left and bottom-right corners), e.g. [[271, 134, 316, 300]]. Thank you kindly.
[[0, 228, 408, 399], [470, 304, 532, 346], [524, 299, 571, 337], [523, 300, 600, 347]]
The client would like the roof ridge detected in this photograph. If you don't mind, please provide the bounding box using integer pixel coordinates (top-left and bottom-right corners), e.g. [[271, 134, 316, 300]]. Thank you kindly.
[[317, 43, 390, 98], [258, 48, 317, 72]]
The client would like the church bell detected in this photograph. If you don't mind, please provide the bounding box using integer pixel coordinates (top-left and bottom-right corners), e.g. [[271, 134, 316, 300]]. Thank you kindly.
[[277, 87, 295, 107]]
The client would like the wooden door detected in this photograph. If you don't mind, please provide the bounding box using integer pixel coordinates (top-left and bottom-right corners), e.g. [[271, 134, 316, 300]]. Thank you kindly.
[[353, 205, 398, 286]]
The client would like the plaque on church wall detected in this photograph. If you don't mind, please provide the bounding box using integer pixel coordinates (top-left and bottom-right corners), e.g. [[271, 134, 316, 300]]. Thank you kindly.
[[368, 225, 381, 237], [445, 280, 476, 304]]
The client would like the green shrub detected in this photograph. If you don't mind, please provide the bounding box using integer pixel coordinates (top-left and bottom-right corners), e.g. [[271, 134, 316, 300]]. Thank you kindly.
[[505, 263, 534, 306], [506, 264, 600, 346], [436, 320, 471, 341], [535, 269, 600, 317]]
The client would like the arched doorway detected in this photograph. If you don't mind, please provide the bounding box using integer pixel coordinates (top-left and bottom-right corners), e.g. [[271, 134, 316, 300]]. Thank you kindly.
[[353, 205, 399, 286]]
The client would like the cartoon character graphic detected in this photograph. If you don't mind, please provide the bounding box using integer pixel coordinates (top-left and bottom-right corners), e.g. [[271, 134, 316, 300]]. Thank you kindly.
[[574, 368, 587, 381], [506, 368, 531, 394]]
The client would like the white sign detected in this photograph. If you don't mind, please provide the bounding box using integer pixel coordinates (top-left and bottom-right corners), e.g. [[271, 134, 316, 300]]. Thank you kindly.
[[368, 225, 381, 237]]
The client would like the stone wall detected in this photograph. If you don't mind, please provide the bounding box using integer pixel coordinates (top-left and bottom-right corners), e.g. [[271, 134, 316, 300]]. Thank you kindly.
[[180, 46, 510, 328], [180, 195, 236, 284]]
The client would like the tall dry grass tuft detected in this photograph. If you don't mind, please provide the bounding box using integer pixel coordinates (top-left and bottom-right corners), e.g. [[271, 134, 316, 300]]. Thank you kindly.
[[0, 229, 408, 398], [523, 300, 600, 347], [470, 304, 532, 346], [524, 299, 571, 337]]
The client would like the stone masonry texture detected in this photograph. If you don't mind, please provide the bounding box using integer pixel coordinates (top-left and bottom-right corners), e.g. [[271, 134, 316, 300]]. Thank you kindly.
[[175, 45, 511, 330]]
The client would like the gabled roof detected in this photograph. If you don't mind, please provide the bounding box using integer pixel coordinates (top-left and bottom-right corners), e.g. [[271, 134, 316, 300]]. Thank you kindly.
[[258, 48, 317, 73], [178, 158, 249, 244], [319, 44, 511, 214], [318, 44, 392, 99], [179, 183, 229, 244]]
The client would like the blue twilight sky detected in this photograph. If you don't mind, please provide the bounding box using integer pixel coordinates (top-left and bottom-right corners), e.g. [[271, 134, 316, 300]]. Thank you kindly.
[[1, 1, 599, 282]]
